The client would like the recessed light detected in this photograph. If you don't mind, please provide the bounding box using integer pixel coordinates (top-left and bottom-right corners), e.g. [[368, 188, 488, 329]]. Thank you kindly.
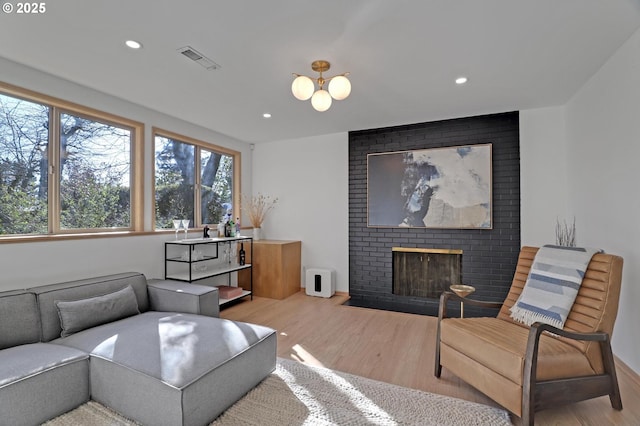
[[455, 77, 468, 85], [263, 113, 272, 118], [125, 40, 143, 49]]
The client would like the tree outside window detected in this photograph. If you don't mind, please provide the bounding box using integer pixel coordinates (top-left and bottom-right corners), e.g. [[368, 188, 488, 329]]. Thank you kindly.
[[59, 112, 132, 230], [0, 88, 139, 236], [201, 149, 233, 225], [0, 93, 49, 234], [155, 137, 195, 228], [154, 131, 236, 229]]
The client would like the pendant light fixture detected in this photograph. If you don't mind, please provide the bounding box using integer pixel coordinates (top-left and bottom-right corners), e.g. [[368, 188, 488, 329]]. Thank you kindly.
[[291, 60, 351, 112]]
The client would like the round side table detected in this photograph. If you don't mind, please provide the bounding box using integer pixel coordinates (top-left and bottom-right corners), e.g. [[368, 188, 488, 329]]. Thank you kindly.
[[450, 284, 476, 318]]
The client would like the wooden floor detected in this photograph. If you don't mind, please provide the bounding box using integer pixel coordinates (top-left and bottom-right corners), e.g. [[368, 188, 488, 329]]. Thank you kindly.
[[221, 291, 640, 426]]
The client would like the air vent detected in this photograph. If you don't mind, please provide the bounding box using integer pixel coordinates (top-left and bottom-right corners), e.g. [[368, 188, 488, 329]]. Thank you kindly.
[[177, 46, 220, 71]]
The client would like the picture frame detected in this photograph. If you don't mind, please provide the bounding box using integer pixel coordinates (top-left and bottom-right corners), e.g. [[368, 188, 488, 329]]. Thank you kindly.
[[367, 143, 492, 229]]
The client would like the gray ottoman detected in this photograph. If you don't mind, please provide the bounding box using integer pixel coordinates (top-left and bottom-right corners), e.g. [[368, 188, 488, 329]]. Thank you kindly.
[[0, 343, 89, 426], [55, 311, 276, 426]]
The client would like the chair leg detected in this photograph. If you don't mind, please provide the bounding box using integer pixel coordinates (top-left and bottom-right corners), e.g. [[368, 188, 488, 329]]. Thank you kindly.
[[608, 370, 623, 411], [521, 379, 535, 426], [434, 333, 442, 377], [601, 340, 623, 410], [434, 315, 442, 378], [610, 392, 623, 411], [521, 402, 534, 426]]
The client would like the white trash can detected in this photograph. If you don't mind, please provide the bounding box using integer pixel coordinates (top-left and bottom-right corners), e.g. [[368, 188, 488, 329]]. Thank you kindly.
[[305, 268, 335, 298]]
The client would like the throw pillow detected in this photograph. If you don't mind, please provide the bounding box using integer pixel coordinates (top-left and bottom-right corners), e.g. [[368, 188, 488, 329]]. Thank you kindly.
[[56, 285, 140, 337]]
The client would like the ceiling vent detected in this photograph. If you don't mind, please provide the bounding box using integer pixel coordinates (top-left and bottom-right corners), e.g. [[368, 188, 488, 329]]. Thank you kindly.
[[177, 46, 220, 71]]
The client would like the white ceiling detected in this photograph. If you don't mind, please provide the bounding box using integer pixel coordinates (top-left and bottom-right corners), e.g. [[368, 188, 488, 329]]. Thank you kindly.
[[1, 0, 639, 143]]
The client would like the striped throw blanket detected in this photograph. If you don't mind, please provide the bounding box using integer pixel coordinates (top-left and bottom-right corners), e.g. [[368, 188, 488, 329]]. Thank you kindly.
[[510, 245, 602, 329]]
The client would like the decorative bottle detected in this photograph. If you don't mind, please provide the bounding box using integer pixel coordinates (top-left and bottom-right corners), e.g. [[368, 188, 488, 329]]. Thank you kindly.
[[239, 243, 246, 266], [228, 218, 235, 237], [235, 217, 241, 236]]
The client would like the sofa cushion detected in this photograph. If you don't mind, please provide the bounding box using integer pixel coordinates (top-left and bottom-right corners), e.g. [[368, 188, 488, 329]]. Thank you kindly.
[[147, 279, 219, 317], [29, 272, 149, 342], [54, 311, 277, 425], [54, 311, 274, 388], [440, 317, 597, 383], [56, 285, 140, 337], [0, 342, 89, 425], [0, 290, 41, 350]]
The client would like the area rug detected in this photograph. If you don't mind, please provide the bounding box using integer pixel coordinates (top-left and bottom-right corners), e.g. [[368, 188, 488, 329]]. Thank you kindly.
[[44, 358, 512, 425]]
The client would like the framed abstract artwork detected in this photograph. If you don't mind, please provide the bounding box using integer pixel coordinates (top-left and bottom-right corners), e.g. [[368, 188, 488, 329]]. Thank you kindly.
[[367, 143, 492, 229]]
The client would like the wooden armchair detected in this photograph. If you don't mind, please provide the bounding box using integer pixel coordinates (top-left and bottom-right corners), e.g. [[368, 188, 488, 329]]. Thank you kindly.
[[434, 246, 623, 425]]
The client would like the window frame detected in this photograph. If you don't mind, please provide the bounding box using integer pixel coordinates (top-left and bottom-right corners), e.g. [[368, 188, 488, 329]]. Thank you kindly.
[[0, 81, 144, 240], [152, 127, 241, 230]]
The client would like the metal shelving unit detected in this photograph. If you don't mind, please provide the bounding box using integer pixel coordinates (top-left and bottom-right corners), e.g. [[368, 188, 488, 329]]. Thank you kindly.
[[164, 236, 253, 305]]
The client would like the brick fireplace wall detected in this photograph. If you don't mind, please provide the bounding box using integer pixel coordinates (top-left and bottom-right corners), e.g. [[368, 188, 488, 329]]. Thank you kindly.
[[348, 112, 521, 316]]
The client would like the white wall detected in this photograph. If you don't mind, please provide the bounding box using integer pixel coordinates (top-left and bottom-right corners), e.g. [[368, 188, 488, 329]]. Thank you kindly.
[[563, 27, 640, 374], [252, 133, 349, 293], [0, 56, 251, 291], [1, 234, 165, 288], [520, 27, 640, 374], [519, 106, 570, 245]]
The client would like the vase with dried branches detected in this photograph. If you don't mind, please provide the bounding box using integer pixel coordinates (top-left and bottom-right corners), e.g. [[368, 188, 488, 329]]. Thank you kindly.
[[243, 193, 278, 240]]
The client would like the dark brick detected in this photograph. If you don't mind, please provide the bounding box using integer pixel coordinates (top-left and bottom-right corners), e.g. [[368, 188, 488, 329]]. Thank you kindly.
[[348, 112, 521, 316]]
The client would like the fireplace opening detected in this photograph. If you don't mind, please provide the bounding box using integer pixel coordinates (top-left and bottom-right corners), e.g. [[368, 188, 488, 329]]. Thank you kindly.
[[392, 248, 462, 299]]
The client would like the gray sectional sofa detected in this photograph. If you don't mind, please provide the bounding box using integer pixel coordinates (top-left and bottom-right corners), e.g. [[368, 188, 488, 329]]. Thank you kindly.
[[0, 272, 277, 426]]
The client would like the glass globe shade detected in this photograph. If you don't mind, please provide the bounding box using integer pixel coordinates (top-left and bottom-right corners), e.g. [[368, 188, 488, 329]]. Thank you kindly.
[[328, 75, 351, 100], [311, 89, 332, 112], [291, 76, 314, 101]]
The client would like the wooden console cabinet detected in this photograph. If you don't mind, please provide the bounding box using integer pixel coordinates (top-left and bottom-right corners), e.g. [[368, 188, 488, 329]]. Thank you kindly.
[[239, 240, 301, 299]]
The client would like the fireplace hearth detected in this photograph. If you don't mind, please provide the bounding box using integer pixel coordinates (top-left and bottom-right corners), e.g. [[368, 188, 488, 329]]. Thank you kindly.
[[392, 248, 462, 299]]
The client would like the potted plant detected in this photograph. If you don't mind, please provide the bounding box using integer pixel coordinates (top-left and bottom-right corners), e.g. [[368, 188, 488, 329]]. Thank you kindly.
[[555, 217, 576, 247]]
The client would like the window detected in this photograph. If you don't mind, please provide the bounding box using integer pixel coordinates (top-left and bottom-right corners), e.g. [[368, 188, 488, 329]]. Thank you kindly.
[[200, 148, 234, 224], [154, 128, 239, 229], [0, 93, 49, 235], [154, 137, 195, 225], [0, 83, 143, 237], [59, 112, 132, 230]]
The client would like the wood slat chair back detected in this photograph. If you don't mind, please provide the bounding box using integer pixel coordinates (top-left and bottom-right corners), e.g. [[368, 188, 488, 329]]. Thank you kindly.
[[497, 246, 623, 373]]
